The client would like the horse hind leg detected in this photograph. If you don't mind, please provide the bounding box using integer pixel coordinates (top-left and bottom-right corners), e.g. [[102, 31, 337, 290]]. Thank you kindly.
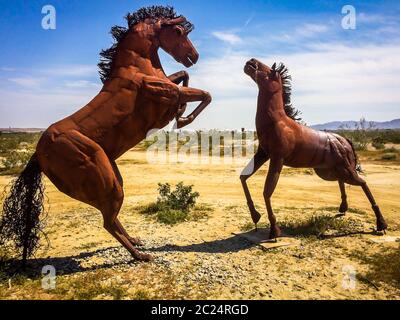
[[99, 161, 151, 260], [314, 169, 348, 214], [41, 129, 151, 260], [110, 160, 143, 247], [100, 195, 152, 261], [345, 170, 388, 232], [263, 159, 284, 239], [338, 181, 348, 214]]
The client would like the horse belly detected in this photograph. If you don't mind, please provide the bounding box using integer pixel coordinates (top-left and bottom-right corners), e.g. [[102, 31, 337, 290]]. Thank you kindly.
[[284, 130, 328, 168], [101, 115, 147, 159], [101, 97, 173, 159]]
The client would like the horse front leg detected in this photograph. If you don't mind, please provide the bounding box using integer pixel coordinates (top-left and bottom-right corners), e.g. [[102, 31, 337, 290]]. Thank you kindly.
[[240, 148, 269, 228], [175, 87, 212, 128], [168, 71, 189, 119], [168, 70, 189, 87], [263, 158, 284, 239]]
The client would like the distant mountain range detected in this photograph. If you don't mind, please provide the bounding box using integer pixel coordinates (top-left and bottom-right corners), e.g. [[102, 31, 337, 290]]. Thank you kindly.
[[0, 128, 44, 133], [1, 119, 400, 132], [311, 119, 400, 130]]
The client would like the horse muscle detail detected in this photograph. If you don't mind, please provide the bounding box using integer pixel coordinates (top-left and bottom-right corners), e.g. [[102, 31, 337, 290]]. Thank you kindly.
[[240, 58, 387, 239], [1, 5, 212, 265]]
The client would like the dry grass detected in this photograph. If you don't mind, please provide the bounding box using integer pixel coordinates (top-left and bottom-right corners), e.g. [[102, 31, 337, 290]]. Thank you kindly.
[[352, 245, 400, 289], [1, 148, 400, 299]]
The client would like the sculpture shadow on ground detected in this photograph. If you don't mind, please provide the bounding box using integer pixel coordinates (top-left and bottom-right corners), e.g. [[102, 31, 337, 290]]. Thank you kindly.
[[1, 232, 259, 277], [1, 247, 130, 278], [1, 227, 378, 277], [148, 232, 258, 254]]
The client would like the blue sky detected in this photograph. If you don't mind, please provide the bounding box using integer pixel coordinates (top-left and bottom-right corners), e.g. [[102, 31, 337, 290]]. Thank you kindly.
[[0, 0, 399, 129]]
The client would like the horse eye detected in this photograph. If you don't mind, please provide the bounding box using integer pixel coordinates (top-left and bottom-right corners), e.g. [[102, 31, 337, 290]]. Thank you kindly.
[[175, 27, 184, 36]]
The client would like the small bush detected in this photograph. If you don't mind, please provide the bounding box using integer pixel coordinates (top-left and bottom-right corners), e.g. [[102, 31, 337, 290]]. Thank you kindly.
[[372, 141, 385, 150], [140, 202, 164, 215], [157, 182, 199, 212], [381, 153, 397, 161], [281, 214, 363, 237], [384, 147, 398, 153], [157, 209, 188, 225], [1, 150, 34, 175], [139, 182, 201, 225], [338, 118, 375, 151]]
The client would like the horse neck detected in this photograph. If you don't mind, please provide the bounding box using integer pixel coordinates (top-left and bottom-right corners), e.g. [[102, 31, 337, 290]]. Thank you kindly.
[[115, 28, 163, 75], [256, 89, 286, 124]]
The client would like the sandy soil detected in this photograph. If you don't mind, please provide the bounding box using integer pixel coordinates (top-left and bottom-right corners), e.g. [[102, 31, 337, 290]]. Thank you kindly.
[[0, 149, 399, 300]]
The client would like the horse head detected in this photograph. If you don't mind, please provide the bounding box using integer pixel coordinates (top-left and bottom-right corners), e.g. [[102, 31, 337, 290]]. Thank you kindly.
[[244, 59, 300, 121], [99, 6, 199, 83], [157, 16, 199, 67], [244, 59, 282, 93]]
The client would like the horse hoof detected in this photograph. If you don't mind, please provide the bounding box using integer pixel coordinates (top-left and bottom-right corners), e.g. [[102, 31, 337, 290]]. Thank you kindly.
[[133, 252, 153, 262], [250, 210, 261, 225], [339, 203, 348, 213], [269, 226, 282, 240], [376, 219, 388, 232]]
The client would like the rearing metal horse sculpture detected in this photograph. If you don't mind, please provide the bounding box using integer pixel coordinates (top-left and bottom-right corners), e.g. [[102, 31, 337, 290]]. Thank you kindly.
[[240, 58, 387, 239], [0, 6, 211, 264]]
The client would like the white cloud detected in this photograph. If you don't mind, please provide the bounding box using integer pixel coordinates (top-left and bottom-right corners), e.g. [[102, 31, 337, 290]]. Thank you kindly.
[[41, 64, 98, 77], [64, 80, 100, 88], [0, 86, 100, 127], [8, 77, 42, 88], [2, 24, 399, 129], [212, 31, 242, 45], [1, 65, 101, 127], [358, 13, 386, 24], [294, 23, 329, 38], [182, 41, 400, 129], [1, 67, 15, 72]]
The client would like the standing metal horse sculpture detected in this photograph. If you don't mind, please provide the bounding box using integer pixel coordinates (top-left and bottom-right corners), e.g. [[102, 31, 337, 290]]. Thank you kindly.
[[0, 6, 211, 264], [240, 58, 387, 239]]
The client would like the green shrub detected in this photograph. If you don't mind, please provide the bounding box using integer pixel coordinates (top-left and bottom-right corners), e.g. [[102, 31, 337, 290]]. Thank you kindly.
[[381, 153, 397, 161], [0, 138, 20, 155], [280, 214, 361, 237], [157, 182, 199, 212], [139, 182, 201, 225], [338, 118, 375, 151], [384, 147, 398, 153], [1, 149, 34, 174], [372, 141, 385, 150], [156, 209, 188, 224]]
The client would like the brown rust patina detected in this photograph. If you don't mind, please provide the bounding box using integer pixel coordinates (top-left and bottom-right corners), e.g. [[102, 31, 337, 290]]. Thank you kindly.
[[36, 6, 212, 261], [0, 6, 211, 264], [240, 58, 387, 239]]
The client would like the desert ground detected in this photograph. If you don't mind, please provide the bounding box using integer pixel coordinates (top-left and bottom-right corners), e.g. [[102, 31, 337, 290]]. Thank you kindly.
[[0, 147, 399, 300]]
